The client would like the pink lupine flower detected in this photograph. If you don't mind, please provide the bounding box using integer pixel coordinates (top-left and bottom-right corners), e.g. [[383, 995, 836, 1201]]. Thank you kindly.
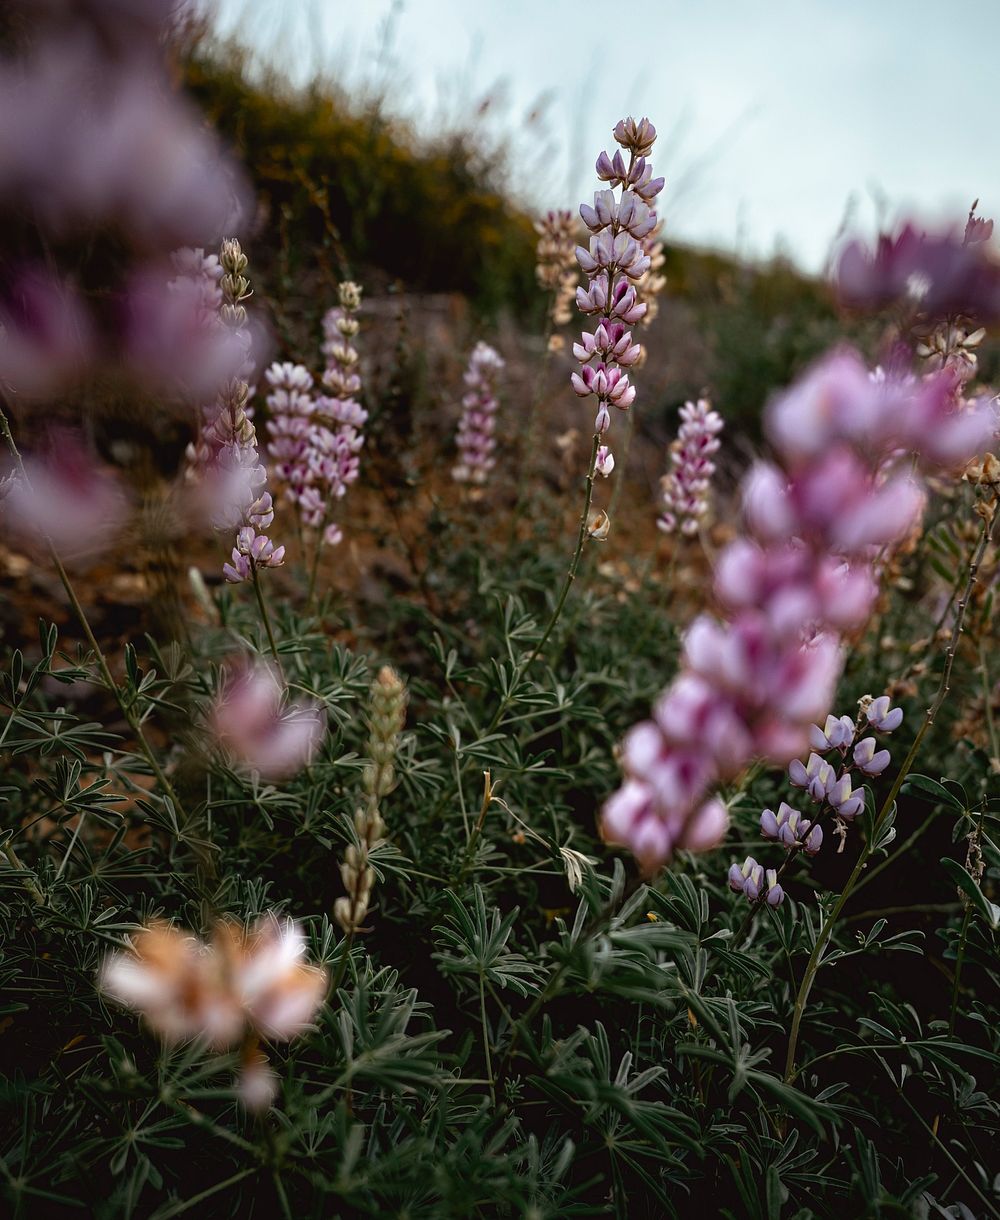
[[658, 398, 724, 536], [211, 663, 324, 779], [572, 118, 663, 439], [100, 914, 327, 1111], [0, 31, 248, 246], [452, 341, 505, 488], [835, 222, 1000, 321], [264, 362, 315, 504], [866, 695, 904, 733], [604, 343, 986, 872], [2, 430, 126, 563], [268, 281, 372, 547], [125, 257, 262, 407], [595, 446, 615, 477]]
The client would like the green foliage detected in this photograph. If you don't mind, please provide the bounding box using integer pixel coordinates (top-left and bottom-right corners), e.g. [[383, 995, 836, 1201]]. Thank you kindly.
[[2, 489, 999, 1216]]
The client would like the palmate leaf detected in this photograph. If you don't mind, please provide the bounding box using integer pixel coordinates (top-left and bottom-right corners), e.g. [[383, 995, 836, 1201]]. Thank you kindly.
[[433, 886, 545, 996], [535, 1021, 700, 1154]]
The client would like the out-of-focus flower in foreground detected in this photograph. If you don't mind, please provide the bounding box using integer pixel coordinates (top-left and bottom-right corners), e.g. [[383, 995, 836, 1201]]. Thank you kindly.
[[603, 345, 993, 873], [0, 26, 248, 246], [835, 221, 1000, 321], [1, 430, 126, 563], [211, 662, 324, 779], [100, 914, 327, 1109], [0, 270, 94, 398]]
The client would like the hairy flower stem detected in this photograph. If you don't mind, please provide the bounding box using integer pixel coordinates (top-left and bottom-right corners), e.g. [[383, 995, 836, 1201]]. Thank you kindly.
[[485, 433, 601, 737], [784, 492, 997, 1085], [453, 771, 495, 887], [251, 561, 284, 679], [605, 406, 634, 520]]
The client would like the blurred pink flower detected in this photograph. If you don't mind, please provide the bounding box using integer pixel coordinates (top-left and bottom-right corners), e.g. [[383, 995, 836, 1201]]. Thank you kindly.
[[100, 913, 328, 1110], [211, 663, 324, 779], [2, 430, 126, 562], [0, 33, 249, 246], [658, 398, 724, 535], [123, 263, 262, 402], [603, 341, 989, 872], [0, 269, 94, 398], [835, 222, 1000, 321], [453, 341, 504, 486]]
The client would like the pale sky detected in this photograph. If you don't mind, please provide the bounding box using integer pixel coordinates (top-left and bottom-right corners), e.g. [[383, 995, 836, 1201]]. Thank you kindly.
[[210, 0, 998, 272]]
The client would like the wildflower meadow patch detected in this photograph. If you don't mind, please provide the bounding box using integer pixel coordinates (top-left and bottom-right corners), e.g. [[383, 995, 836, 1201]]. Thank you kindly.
[[0, 3, 999, 1217]]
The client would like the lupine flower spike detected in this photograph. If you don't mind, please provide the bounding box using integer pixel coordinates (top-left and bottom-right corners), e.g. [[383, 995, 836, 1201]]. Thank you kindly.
[[265, 284, 367, 552], [604, 345, 993, 873], [188, 238, 285, 583], [535, 209, 579, 350], [452, 341, 505, 491], [335, 667, 408, 936], [571, 118, 663, 442], [658, 398, 724, 535], [309, 281, 367, 548]]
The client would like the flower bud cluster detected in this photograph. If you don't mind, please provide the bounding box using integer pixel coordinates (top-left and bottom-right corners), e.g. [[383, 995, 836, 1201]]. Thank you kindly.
[[789, 696, 901, 820], [657, 398, 724, 535], [100, 915, 326, 1110], [535, 209, 578, 340], [571, 117, 664, 439], [335, 667, 408, 935], [452, 341, 505, 489], [728, 857, 784, 907], [264, 361, 316, 506], [603, 343, 994, 872], [727, 694, 903, 905], [308, 283, 368, 547], [181, 240, 283, 583], [611, 119, 668, 328]]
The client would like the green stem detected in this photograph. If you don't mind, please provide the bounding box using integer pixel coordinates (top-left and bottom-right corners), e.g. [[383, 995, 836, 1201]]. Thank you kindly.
[[2, 841, 45, 904], [484, 433, 601, 737], [894, 1087, 1000, 1219], [251, 562, 284, 679], [479, 973, 495, 1106]]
